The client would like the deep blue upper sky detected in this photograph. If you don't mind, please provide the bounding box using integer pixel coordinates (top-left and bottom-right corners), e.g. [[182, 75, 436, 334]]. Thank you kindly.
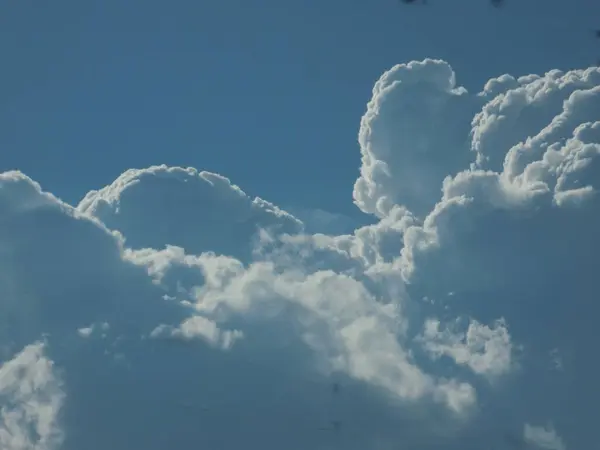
[[1, 0, 598, 217]]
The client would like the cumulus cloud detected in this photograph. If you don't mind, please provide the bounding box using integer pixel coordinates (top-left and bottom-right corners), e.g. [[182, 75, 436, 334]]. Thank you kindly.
[[354, 59, 478, 218], [385, 65, 599, 448], [2, 60, 599, 449], [77, 165, 302, 260], [0, 342, 64, 450], [0, 169, 474, 449], [124, 243, 476, 414], [418, 318, 513, 378]]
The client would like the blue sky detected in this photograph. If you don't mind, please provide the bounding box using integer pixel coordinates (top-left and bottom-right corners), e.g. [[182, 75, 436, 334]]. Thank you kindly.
[[1, 1, 599, 449]]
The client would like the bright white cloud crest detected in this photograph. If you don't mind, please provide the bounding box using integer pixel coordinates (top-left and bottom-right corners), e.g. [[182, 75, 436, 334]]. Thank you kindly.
[[2, 60, 598, 449]]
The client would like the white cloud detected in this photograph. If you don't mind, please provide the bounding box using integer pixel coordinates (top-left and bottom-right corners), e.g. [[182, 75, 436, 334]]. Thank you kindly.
[[0, 167, 475, 449], [0, 342, 64, 450], [524, 424, 566, 450], [354, 59, 478, 218], [0, 171, 184, 348], [150, 316, 244, 350], [77, 165, 303, 260], [77, 322, 109, 339], [379, 65, 600, 448], [473, 68, 600, 172], [133, 247, 476, 413], [3, 60, 599, 449], [418, 318, 512, 378]]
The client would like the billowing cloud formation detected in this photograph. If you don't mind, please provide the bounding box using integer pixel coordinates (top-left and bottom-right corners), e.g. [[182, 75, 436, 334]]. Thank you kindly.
[[78, 165, 302, 259], [0, 343, 64, 450], [354, 59, 477, 218], [0, 170, 474, 450], [132, 247, 476, 412], [418, 318, 512, 378], [358, 62, 599, 448], [2, 60, 599, 449]]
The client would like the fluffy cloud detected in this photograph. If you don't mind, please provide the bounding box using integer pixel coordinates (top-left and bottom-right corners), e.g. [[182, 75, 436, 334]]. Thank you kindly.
[[418, 318, 513, 378], [77, 165, 302, 260], [150, 315, 244, 350], [373, 64, 599, 448], [0, 343, 64, 450], [3, 60, 599, 449], [354, 59, 478, 218], [141, 249, 476, 411], [0, 170, 474, 449], [524, 424, 566, 450]]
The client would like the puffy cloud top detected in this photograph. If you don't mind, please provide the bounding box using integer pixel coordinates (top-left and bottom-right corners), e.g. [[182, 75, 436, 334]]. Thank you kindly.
[[354, 59, 476, 218], [78, 165, 302, 259]]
